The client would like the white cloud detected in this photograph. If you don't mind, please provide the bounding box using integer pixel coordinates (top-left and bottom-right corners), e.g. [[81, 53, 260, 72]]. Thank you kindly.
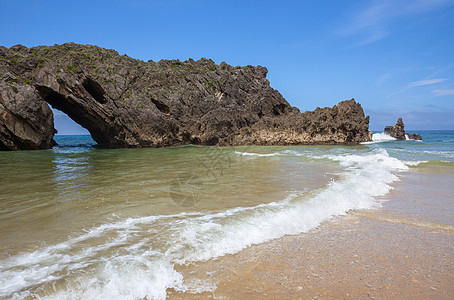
[[386, 78, 446, 98], [339, 0, 454, 45], [433, 89, 454, 96], [376, 73, 393, 86], [408, 78, 447, 87]]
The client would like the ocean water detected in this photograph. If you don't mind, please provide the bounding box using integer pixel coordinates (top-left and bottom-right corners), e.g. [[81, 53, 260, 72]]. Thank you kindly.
[[0, 131, 453, 299]]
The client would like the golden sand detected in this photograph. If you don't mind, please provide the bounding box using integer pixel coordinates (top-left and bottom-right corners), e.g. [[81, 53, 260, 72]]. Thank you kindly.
[[168, 214, 453, 299], [169, 167, 454, 299]]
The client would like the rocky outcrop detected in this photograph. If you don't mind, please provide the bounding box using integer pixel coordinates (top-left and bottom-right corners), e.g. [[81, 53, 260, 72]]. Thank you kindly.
[[0, 79, 56, 150], [384, 118, 422, 140], [0, 43, 371, 150], [406, 132, 422, 140], [384, 118, 406, 140]]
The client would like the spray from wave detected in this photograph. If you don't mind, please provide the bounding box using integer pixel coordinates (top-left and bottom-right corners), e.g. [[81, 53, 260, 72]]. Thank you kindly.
[[360, 132, 396, 144]]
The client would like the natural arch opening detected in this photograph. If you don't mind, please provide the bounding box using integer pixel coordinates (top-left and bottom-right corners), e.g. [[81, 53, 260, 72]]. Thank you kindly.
[[52, 107, 90, 135], [51, 107, 96, 147], [36, 86, 108, 146]]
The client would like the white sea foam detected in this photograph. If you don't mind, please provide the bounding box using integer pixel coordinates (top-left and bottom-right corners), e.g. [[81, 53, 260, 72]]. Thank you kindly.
[[0, 149, 408, 299], [361, 132, 397, 144], [403, 160, 429, 166], [234, 150, 280, 157], [391, 148, 454, 160], [234, 149, 307, 157]]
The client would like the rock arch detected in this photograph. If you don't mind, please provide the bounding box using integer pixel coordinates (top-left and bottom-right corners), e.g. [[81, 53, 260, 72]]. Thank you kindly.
[[35, 84, 109, 146], [1, 43, 372, 151]]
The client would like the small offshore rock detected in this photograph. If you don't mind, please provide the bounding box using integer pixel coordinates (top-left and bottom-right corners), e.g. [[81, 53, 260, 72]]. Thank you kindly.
[[406, 132, 422, 140], [384, 118, 406, 140], [384, 118, 422, 141]]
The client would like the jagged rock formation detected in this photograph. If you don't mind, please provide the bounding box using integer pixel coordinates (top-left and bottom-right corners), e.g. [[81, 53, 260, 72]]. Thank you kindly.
[[384, 118, 406, 140], [406, 132, 422, 140], [0, 43, 372, 150], [384, 118, 422, 140], [0, 79, 56, 150]]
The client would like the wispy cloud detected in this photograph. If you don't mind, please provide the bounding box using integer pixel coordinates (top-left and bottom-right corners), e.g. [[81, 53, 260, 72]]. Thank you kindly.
[[408, 79, 447, 87], [433, 89, 454, 96], [386, 78, 446, 98], [339, 0, 454, 46], [376, 73, 393, 86]]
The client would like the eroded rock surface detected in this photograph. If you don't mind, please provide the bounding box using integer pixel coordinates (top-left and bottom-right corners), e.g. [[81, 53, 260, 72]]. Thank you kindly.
[[0, 76, 56, 150], [406, 132, 422, 140], [0, 43, 371, 150], [384, 118, 422, 140]]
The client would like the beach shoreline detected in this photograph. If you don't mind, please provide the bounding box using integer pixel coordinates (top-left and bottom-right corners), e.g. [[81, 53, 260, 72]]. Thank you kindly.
[[169, 166, 454, 299]]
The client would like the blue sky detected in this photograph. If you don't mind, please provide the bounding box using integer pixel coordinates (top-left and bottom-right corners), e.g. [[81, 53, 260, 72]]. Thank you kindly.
[[1, 0, 454, 132]]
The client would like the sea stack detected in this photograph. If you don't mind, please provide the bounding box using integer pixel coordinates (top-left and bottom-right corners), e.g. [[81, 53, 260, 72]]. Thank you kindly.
[[384, 118, 422, 140], [1, 43, 372, 150]]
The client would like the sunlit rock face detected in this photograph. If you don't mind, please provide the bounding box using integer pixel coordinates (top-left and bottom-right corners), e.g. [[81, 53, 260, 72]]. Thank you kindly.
[[0, 43, 371, 150]]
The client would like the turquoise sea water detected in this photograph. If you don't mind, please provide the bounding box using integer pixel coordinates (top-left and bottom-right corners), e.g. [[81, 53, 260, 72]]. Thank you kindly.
[[0, 131, 453, 299], [368, 130, 454, 161]]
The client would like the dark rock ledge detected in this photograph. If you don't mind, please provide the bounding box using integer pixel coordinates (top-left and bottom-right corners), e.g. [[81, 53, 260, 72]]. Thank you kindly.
[[1, 43, 372, 150], [384, 118, 422, 140]]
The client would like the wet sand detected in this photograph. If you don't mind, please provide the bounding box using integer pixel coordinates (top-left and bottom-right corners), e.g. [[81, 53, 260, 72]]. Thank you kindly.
[[169, 167, 454, 299]]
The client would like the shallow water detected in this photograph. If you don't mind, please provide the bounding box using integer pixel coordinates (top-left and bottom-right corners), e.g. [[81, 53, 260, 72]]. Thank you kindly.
[[0, 131, 453, 299]]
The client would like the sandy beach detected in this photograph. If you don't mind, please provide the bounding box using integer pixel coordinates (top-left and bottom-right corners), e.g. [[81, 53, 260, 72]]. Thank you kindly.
[[169, 166, 454, 299]]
